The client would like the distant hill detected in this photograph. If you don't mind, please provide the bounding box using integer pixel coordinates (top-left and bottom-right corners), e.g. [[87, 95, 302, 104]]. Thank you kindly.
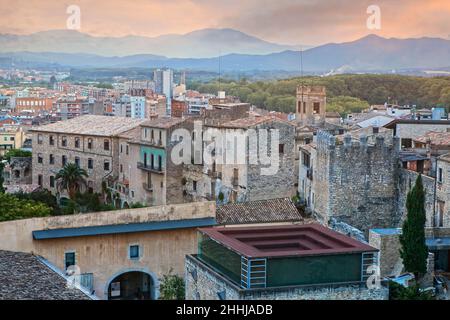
[[1, 34, 449, 73], [0, 29, 302, 58]]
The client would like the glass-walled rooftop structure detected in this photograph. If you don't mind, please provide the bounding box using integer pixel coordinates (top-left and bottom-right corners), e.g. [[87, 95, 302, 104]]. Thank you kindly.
[[198, 224, 378, 289]]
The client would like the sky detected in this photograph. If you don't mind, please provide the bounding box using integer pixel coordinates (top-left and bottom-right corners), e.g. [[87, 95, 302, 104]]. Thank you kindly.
[[1, 0, 450, 45]]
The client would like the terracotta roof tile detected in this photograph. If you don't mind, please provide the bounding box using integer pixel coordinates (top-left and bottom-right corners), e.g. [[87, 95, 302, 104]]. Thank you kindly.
[[0, 250, 92, 300], [216, 198, 302, 225]]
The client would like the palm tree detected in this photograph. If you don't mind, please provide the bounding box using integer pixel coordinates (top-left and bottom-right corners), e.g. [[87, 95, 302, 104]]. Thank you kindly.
[[56, 163, 88, 200]]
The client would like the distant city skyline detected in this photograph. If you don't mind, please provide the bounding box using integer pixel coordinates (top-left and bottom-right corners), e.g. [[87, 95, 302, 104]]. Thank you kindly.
[[1, 0, 450, 46]]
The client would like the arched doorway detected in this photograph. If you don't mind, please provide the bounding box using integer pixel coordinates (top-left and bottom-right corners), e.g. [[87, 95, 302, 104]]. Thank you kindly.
[[107, 271, 154, 300]]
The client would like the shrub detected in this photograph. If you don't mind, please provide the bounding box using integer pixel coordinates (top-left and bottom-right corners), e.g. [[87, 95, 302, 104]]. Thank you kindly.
[[0, 193, 52, 222], [159, 270, 185, 300]]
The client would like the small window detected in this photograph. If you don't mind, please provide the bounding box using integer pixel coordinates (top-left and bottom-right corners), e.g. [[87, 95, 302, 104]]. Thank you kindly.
[[88, 158, 93, 169], [279, 144, 285, 154], [313, 102, 321, 114], [75, 157, 80, 167], [37, 134, 43, 145], [104, 161, 110, 171], [37, 153, 43, 164], [120, 164, 123, 173], [438, 168, 443, 184], [75, 137, 80, 148], [87, 138, 93, 149], [38, 174, 43, 186], [129, 245, 140, 259], [65, 252, 76, 270], [61, 136, 67, 147], [50, 176, 55, 188], [120, 144, 123, 153], [193, 180, 198, 192], [62, 155, 67, 166], [49, 154, 54, 165], [104, 139, 110, 151], [126, 145, 129, 155]]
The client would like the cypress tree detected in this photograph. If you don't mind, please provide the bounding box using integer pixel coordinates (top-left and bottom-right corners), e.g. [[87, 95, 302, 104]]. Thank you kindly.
[[399, 175, 428, 279]]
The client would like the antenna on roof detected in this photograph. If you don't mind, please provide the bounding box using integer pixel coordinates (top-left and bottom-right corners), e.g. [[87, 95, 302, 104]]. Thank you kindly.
[[218, 49, 222, 92], [300, 47, 304, 104]]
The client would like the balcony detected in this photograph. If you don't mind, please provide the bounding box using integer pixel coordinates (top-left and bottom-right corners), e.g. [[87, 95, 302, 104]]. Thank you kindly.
[[137, 162, 164, 174], [143, 183, 153, 192]]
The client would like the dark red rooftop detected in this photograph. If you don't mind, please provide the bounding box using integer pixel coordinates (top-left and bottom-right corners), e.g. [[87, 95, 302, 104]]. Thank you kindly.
[[199, 223, 377, 258]]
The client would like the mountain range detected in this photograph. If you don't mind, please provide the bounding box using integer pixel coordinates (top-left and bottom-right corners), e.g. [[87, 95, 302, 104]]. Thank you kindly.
[[0, 29, 303, 58], [0, 31, 449, 73]]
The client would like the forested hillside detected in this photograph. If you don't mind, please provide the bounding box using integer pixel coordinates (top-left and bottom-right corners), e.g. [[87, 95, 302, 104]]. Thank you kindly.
[[189, 75, 450, 115]]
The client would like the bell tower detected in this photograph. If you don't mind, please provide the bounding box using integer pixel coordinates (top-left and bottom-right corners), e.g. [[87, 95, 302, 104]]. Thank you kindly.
[[296, 85, 326, 125]]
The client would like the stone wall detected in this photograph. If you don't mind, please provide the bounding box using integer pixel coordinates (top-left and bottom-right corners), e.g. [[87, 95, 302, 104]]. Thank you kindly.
[[436, 157, 450, 227], [397, 169, 436, 228], [314, 131, 401, 234], [246, 120, 297, 202], [185, 255, 388, 300], [369, 229, 435, 286], [396, 122, 450, 141], [369, 229, 403, 277], [31, 131, 119, 195], [6, 157, 32, 185]]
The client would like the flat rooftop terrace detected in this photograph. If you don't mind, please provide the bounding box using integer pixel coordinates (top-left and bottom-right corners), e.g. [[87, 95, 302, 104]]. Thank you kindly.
[[200, 223, 377, 259]]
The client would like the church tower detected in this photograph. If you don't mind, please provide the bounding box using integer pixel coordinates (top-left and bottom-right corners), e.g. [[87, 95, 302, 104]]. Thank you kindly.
[[296, 85, 326, 125]]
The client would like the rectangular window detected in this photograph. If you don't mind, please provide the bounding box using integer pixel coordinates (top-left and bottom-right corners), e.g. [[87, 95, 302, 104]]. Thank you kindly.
[[104, 161, 110, 171], [75, 157, 80, 167], [193, 180, 197, 192], [75, 137, 80, 148], [50, 176, 55, 188], [129, 245, 140, 259], [38, 153, 43, 164], [438, 168, 443, 184], [62, 155, 67, 166], [437, 201, 445, 228], [49, 154, 54, 165], [88, 158, 93, 169], [313, 102, 321, 114], [38, 175, 43, 186], [37, 134, 43, 145], [88, 139, 93, 149], [401, 138, 412, 149], [104, 140, 110, 151], [279, 144, 285, 154], [62, 136, 67, 147], [65, 252, 76, 270]]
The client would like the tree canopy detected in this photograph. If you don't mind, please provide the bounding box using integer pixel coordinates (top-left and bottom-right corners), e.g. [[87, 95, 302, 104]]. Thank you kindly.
[[0, 193, 52, 222], [56, 163, 88, 200], [189, 74, 450, 115], [3, 149, 32, 162]]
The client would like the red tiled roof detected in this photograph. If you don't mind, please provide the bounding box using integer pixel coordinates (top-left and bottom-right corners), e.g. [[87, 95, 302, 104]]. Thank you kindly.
[[221, 115, 293, 129], [216, 198, 302, 225], [414, 131, 450, 146], [199, 223, 377, 259]]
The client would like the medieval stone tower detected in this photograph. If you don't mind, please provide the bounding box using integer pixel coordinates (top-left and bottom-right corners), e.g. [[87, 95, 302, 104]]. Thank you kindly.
[[296, 85, 326, 125]]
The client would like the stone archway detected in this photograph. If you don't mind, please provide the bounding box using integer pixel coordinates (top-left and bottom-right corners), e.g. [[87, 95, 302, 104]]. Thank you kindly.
[[104, 268, 159, 300]]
